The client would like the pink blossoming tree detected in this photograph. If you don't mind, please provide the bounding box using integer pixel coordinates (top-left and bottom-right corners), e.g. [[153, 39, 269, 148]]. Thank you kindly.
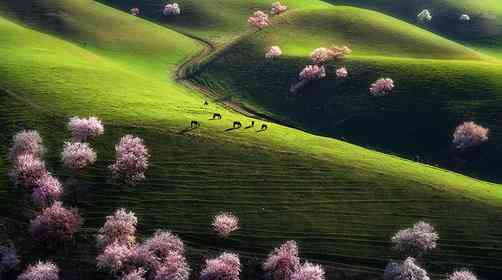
[[248, 11, 270, 29], [163, 3, 181, 16], [263, 240, 301, 280], [369, 78, 395, 96], [310, 46, 352, 65], [9, 154, 47, 188], [271, 2, 288, 15], [123, 268, 147, 280], [290, 65, 326, 93], [336, 67, 348, 78], [153, 252, 190, 280], [291, 262, 325, 280], [383, 258, 430, 280], [97, 208, 138, 248], [130, 8, 141, 16], [266, 46, 282, 59], [391, 221, 438, 258], [452, 121, 489, 149], [109, 135, 150, 186], [61, 142, 97, 171], [448, 270, 478, 280], [139, 230, 185, 261], [97, 242, 134, 273], [212, 213, 239, 237], [200, 252, 240, 280], [31, 174, 64, 207], [17, 261, 59, 280], [8, 130, 44, 161], [68, 116, 104, 142], [30, 202, 82, 242]]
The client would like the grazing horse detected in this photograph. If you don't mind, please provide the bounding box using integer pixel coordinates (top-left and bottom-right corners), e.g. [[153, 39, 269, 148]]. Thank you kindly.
[[213, 113, 222, 119], [204, 101, 209, 106], [191, 120, 200, 128], [261, 124, 268, 130], [251, 121, 255, 127], [233, 121, 242, 128]]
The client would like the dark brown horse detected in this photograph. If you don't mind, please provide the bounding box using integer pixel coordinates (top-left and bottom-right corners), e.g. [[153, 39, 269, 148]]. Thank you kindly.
[[233, 121, 242, 128], [213, 113, 222, 119], [191, 120, 200, 128], [261, 124, 268, 130]]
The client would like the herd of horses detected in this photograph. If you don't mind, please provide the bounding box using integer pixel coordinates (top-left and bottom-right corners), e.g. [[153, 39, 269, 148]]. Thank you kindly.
[[190, 102, 268, 131]]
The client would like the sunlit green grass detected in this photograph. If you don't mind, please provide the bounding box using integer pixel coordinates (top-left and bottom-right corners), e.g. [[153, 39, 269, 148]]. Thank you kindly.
[[1, 0, 502, 279], [330, 0, 502, 56], [195, 7, 502, 182]]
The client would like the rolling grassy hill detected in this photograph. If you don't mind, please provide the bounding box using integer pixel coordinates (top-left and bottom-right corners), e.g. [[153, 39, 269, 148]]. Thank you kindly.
[[329, 0, 502, 57], [1, 0, 502, 279], [193, 6, 502, 183]]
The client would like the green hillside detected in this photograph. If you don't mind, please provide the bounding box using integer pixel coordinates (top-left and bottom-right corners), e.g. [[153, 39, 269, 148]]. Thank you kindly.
[[0, 0, 502, 279], [329, 0, 502, 56], [194, 7, 502, 182]]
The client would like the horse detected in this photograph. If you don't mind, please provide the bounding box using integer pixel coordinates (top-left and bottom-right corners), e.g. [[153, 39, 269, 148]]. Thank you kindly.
[[204, 101, 209, 106], [213, 113, 222, 120], [191, 120, 200, 128], [250, 121, 255, 127], [233, 121, 242, 128], [261, 124, 268, 130]]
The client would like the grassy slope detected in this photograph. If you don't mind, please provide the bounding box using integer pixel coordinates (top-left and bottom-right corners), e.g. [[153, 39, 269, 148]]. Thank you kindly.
[[1, 0, 502, 279], [95, 0, 333, 46], [329, 0, 502, 57], [194, 7, 502, 182]]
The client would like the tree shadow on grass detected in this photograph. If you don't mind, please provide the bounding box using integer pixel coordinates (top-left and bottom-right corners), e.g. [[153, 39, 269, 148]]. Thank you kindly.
[[178, 127, 198, 134], [225, 127, 240, 132]]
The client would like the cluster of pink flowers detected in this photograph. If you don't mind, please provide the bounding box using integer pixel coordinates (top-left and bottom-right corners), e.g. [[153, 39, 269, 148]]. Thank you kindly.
[[369, 78, 395, 96], [310, 48, 332, 65], [97, 208, 138, 248], [248, 11, 270, 29], [417, 9, 432, 22], [97, 209, 189, 280], [266, 46, 282, 59], [9, 130, 65, 208], [97, 241, 134, 273], [310, 46, 352, 65], [200, 252, 240, 280], [263, 240, 300, 280], [452, 121, 489, 149], [30, 202, 82, 242], [130, 8, 141, 16], [140, 230, 185, 259], [271, 2, 288, 15], [8, 130, 44, 161], [383, 258, 429, 280], [123, 268, 147, 280], [0, 245, 19, 272], [448, 270, 478, 280], [212, 213, 239, 237], [299, 65, 326, 81], [391, 221, 438, 257], [163, 3, 181, 16], [153, 252, 190, 280], [68, 116, 104, 142], [122, 268, 146, 280], [10, 154, 47, 188], [31, 174, 64, 207], [291, 262, 325, 280], [61, 142, 97, 171], [336, 67, 348, 78], [17, 261, 59, 280], [109, 135, 150, 185]]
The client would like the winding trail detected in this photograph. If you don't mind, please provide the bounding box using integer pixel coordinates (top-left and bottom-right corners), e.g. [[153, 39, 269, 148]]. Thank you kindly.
[[173, 29, 320, 136]]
